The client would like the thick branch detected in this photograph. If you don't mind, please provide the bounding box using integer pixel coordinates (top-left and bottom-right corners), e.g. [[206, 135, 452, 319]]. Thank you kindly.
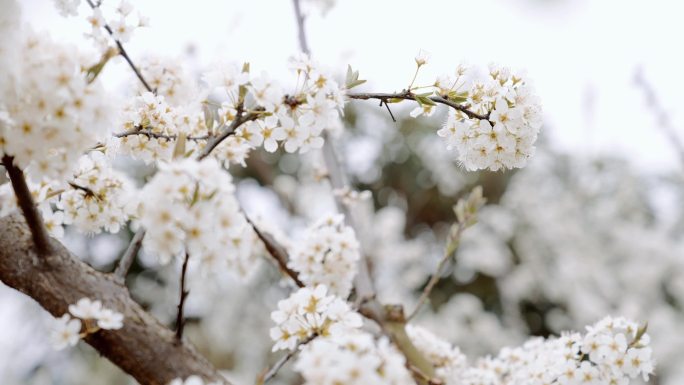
[[0, 214, 228, 385], [2, 155, 52, 256], [347, 92, 490, 121]]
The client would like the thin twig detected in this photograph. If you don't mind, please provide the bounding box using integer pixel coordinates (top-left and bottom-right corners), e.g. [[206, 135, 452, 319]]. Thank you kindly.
[[68, 182, 101, 201], [291, 0, 310, 55], [634, 69, 684, 168], [175, 251, 190, 340], [246, 216, 304, 288], [407, 223, 466, 321], [261, 334, 316, 384], [2, 155, 52, 256], [114, 129, 211, 142], [291, 0, 378, 315], [382, 100, 397, 122], [85, 0, 154, 93], [348, 92, 490, 121], [114, 228, 145, 282], [197, 107, 263, 160]]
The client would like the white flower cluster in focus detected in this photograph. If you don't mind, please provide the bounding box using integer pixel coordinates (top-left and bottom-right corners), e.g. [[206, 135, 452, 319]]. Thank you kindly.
[[410, 316, 654, 385], [269, 285, 362, 351], [50, 298, 123, 350], [137, 158, 258, 277], [205, 53, 345, 164], [56, 152, 135, 235], [0, 29, 115, 181], [116, 92, 205, 164], [294, 329, 415, 385], [288, 214, 360, 297], [435, 64, 542, 171]]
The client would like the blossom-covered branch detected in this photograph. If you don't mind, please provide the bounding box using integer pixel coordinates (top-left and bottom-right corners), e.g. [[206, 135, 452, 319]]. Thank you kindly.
[[84, 0, 153, 92], [347, 91, 490, 120], [0, 214, 229, 385]]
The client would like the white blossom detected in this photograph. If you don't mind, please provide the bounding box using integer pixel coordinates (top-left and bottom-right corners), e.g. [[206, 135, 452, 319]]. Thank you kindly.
[[50, 315, 82, 350]]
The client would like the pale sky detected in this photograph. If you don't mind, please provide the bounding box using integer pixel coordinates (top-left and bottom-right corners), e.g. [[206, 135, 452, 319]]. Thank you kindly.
[[24, 0, 684, 172]]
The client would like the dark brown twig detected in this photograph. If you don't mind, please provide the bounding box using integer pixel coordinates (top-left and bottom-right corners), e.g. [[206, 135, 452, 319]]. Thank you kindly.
[[245, 216, 304, 288], [115, 129, 211, 142], [382, 100, 397, 122], [347, 92, 490, 121], [2, 155, 52, 256], [176, 251, 190, 340]]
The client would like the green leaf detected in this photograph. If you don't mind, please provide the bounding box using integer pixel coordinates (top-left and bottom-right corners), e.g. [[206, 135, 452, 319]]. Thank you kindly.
[[85, 47, 117, 84], [414, 95, 436, 106]]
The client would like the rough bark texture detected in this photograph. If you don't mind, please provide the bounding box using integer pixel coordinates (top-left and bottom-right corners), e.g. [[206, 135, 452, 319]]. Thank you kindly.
[[0, 214, 228, 385]]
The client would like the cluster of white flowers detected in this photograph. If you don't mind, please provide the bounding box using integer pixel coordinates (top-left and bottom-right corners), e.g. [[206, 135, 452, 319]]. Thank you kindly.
[[117, 54, 345, 167], [406, 325, 468, 379], [408, 316, 654, 385], [287, 214, 360, 297], [50, 298, 124, 350], [167, 376, 224, 385], [140, 56, 197, 106], [294, 329, 414, 385], [56, 152, 135, 235], [0, 28, 115, 182], [0, 152, 133, 237], [269, 285, 362, 351], [54, 0, 149, 49], [137, 158, 258, 276], [116, 92, 205, 163], [204, 54, 345, 165], [434, 64, 542, 171]]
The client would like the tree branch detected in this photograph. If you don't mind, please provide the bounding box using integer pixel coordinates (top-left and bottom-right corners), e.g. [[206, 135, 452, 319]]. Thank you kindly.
[[197, 108, 263, 161], [407, 222, 465, 321], [176, 251, 190, 339], [85, 0, 153, 93], [347, 92, 490, 121], [291, 0, 310, 55], [0, 214, 228, 385], [245, 216, 304, 288], [259, 334, 316, 384], [115, 129, 211, 142], [2, 155, 52, 256], [634, 68, 684, 168], [113, 228, 145, 282], [289, 0, 377, 307]]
